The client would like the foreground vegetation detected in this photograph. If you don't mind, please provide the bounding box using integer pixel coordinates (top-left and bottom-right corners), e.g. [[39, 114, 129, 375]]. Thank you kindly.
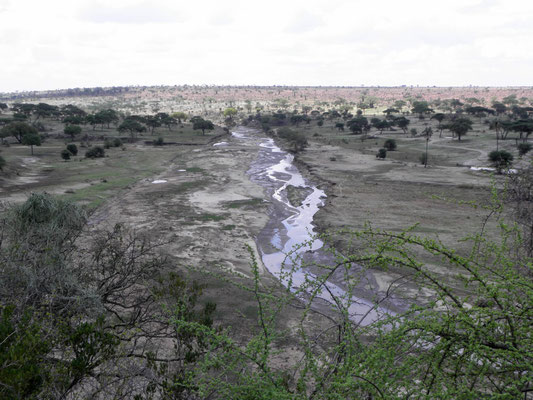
[[1, 183, 531, 398]]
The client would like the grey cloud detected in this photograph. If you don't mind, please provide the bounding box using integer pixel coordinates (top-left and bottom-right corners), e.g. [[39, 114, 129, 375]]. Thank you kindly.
[[285, 11, 324, 33], [79, 2, 181, 24]]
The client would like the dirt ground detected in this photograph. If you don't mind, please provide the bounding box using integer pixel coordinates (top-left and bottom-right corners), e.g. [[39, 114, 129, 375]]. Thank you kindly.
[[282, 119, 531, 299]]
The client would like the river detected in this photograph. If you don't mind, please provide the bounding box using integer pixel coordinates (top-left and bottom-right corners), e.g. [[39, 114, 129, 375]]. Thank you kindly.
[[231, 127, 401, 326]]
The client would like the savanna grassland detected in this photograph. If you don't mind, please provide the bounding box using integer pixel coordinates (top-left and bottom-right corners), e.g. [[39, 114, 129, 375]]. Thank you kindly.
[[0, 86, 531, 399]]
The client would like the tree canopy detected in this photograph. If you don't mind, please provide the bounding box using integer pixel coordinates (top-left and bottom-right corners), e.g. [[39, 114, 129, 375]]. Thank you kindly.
[[192, 117, 215, 135], [447, 117, 473, 140], [0, 122, 38, 143]]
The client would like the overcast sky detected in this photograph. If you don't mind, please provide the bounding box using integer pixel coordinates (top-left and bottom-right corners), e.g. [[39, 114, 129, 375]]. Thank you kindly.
[[0, 0, 531, 91]]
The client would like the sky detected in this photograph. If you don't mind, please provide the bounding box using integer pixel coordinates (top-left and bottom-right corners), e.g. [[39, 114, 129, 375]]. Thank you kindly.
[[0, 0, 532, 92]]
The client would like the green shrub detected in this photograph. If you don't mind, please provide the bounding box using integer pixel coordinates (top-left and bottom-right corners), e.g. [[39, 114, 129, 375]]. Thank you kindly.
[[66, 143, 78, 156], [85, 146, 105, 159], [518, 142, 532, 157], [154, 137, 164, 146], [419, 152, 428, 165], [0, 155, 5, 170], [113, 138, 122, 147], [383, 139, 397, 151], [376, 148, 387, 159], [61, 149, 71, 161], [488, 150, 513, 171]]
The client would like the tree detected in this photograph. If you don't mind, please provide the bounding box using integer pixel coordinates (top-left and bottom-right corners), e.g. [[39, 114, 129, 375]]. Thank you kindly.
[[502, 94, 519, 106], [156, 112, 177, 130], [64, 124, 82, 141], [488, 150, 513, 172], [393, 116, 410, 133], [422, 127, 433, 168], [61, 149, 71, 161], [0, 122, 38, 143], [431, 113, 446, 137], [0, 155, 6, 170], [118, 119, 146, 139], [21, 133, 41, 155], [171, 111, 188, 124], [145, 116, 162, 134], [393, 99, 406, 111], [33, 103, 59, 121], [277, 127, 307, 152], [335, 122, 344, 131], [85, 113, 103, 130], [0, 103, 7, 113], [411, 100, 433, 117], [450, 98, 463, 110], [10, 103, 35, 120], [60, 104, 87, 119], [383, 108, 399, 116], [376, 148, 387, 158], [372, 118, 391, 134], [97, 109, 119, 128], [509, 119, 533, 142], [492, 101, 507, 115], [223, 107, 238, 120], [66, 143, 78, 156], [465, 106, 495, 119], [62, 115, 85, 125], [0, 193, 218, 398], [289, 114, 305, 127], [448, 117, 473, 141], [192, 118, 215, 135], [346, 116, 369, 134], [383, 138, 397, 151]]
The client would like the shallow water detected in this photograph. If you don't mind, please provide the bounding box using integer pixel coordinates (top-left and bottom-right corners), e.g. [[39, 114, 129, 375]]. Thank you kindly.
[[232, 127, 398, 326]]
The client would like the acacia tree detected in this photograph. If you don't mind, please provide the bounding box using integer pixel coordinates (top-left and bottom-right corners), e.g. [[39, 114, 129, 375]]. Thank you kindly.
[[394, 116, 410, 134], [430, 113, 446, 137], [192, 118, 214, 135], [223, 107, 238, 121], [171, 111, 188, 124], [21, 133, 41, 155], [448, 117, 473, 141], [118, 119, 146, 139], [0, 122, 38, 143], [64, 124, 82, 141], [411, 100, 433, 118], [144, 115, 161, 134]]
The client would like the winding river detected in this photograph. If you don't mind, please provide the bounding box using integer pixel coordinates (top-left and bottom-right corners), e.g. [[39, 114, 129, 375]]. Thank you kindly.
[[232, 127, 400, 326]]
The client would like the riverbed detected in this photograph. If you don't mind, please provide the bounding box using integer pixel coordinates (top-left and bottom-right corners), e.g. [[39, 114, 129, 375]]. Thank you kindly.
[[232, 127, 405, 326]]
